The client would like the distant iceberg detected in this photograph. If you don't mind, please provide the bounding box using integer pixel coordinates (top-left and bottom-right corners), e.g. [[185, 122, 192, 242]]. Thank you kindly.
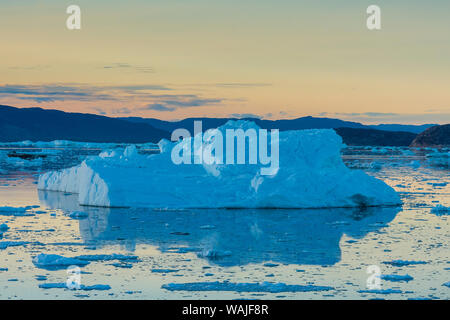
[[38, 121, 401, 208]]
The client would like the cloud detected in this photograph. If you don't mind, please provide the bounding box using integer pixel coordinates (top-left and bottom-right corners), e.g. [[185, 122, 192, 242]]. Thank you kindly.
[[145, 103, 176, 112], [8, 65, 51, 71], [102, 63, 154, 74], [0, 84, 116, 103], [91, 107, 107, 115], [215, 83, 272, 88], [140, 97, 223, 112], [0, 84, 172, 104], [229, 113, 262, 119], [0, 83, 224, 114], [111, 107, 133, 115]]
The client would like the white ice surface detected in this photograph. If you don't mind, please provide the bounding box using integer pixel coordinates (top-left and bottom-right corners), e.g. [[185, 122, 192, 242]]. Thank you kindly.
[[38, 121, 401, 209]]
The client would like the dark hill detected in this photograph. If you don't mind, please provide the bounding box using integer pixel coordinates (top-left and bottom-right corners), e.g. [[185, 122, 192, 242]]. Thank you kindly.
[[0, 105, 170, 143], [410, 124, 450, 147], [0, 105, 433, 146], [334, 127, 417, 146]]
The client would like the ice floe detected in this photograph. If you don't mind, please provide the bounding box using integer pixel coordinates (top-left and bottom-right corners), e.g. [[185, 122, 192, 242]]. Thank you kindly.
[[0, 206, 33, 216], [68, 211, 89, 219], [0, 241, 30, 250], [38, 121, 401, 209], [75, 254, 138, 262], [358, 289, 402, 295], [380, 274, 413, 282], [430, 205, 450, 215], [162, 281, 334, 293], [383, 260, 427, 267], [39, 283, 111, 291], [32, 253, 90, 269], [151, 268, 179, 273], [197, 250, 232, 260]]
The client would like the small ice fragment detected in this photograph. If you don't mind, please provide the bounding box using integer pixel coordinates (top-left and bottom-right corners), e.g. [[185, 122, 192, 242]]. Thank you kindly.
[[382, 260, 427, 267], [162, 281, 334, 293], [197, 250, 232, 259], [199, 225, 216, 229], [0, 206, 27, 213], [39, 283, 111, 291], [358, 289, 402, 295], [75, 254, 138, 262], [263, 263, 279, 268], [151, 269, 179, 273], [430, 205, 450, 216], [32, 253, 90, 270], [68, 211, 88, 219], [109, 262, 133, 269], [380, 274, 413, 282], [0, 241, 30, 250], [0, 207, 33, 217]]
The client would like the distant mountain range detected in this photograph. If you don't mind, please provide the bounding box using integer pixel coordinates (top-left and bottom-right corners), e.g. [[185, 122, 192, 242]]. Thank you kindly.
[[0, 105, 170, 143], [121, 116, 436, 135], [0, 105, 440, 146]]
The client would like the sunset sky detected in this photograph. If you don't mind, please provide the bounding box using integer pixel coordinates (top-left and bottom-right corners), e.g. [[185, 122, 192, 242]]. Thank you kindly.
[[1, 0, 449, 124]]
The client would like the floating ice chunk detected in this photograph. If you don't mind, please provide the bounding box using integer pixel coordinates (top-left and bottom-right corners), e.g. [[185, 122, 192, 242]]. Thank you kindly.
[[383, 260, 427, 267], [370, 162, 383, 171], [151, 269, 180, 273], [380, 274, 413, 282], [109, 262, 133, 269], [75, 254, 138, 262], [443, 282, 450, 288], [426, 150, 449, 168], [162, 281, 334, 293], [68, 211, 88, 219], [263, 263, 279, 268], [0, 206, 27, 212], [197, 250, 232, 259], [431, 205, 450, 216], [0, 206, 33, 216], [39, 283, 111, 291], [0, 241, 30, 250], [358, 289, 402, 294], [38, 121, 401, 208], [427, 182, 447, 187], [32, 253, 90, 269], [0, 224, 9, 231], [199, 225, 216, 230]]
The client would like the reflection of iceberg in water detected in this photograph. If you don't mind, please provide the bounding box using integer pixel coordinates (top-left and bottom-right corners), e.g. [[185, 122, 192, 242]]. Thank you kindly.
[[39, 190, 400, 267]]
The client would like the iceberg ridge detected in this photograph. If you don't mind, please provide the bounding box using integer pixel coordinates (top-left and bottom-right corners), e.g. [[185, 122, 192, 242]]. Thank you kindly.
[[38, 121, 401, 209]]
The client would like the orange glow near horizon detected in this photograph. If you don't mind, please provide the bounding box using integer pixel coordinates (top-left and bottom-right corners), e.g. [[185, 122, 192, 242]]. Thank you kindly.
[[1, 1, 449, 124]]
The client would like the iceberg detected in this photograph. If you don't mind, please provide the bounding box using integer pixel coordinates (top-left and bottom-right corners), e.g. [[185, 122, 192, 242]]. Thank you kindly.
[[38, 121, 401, 209]]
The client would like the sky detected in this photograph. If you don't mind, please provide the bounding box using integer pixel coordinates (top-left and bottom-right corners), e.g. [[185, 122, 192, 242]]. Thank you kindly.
[[0, 0, 449, 124]]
